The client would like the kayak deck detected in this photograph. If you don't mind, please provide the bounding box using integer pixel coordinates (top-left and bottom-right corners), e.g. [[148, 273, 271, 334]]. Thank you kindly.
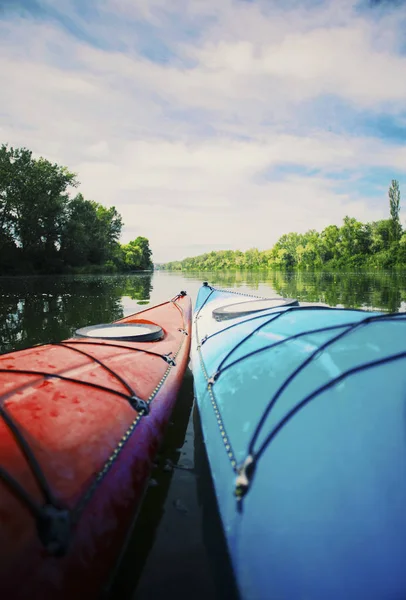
[[192, 284, 406, 600], [0, 292, 192, 600]]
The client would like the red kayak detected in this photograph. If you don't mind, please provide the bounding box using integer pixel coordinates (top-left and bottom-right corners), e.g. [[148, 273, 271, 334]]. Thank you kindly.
[[0, 291, 191, 600]]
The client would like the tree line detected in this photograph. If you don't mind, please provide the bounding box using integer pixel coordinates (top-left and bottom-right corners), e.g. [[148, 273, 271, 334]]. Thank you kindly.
[[161, 180, 405, 271], [0, 144, 153, 274]]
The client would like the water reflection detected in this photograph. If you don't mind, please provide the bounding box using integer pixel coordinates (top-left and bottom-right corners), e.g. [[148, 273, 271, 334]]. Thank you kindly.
[[269, 271, 406, 313], [0, 274, 153, 353], [180, 270, 406, 313], [1, 270, 405, 354]]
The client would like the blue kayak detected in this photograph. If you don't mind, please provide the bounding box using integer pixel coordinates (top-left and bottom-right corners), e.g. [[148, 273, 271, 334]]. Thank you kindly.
[[191, 283, 406, 600]]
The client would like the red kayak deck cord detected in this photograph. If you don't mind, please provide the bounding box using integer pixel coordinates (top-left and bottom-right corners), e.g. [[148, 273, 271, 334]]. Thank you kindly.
[[0, 340, 177, 556], [0, 292, 191, 593]]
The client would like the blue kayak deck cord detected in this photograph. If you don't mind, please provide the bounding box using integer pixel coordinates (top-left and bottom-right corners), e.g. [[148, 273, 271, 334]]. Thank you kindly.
[[195, 284, 406, 502]]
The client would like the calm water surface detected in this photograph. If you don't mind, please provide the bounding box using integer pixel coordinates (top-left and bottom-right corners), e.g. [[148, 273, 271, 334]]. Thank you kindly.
[[1, 270, 405, 599], [1, 269, 406, 354]]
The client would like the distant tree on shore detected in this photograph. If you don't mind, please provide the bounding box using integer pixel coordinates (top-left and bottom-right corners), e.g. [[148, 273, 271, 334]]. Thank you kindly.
[[389, 179, 401, 243], [119, 237, 153, 271], [162, 180, 405, 271]]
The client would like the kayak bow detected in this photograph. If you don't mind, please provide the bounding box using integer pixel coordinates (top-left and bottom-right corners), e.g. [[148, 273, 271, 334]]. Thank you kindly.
[[191, 282, 406, 600], [0, 291, 191, 600]]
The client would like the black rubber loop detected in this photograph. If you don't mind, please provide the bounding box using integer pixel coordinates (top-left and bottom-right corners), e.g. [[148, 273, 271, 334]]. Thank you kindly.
[[37, 505, 71, 557], [130, 397, 150, 414], [171, 290, 188, 301], [163, 353, 177, 367]]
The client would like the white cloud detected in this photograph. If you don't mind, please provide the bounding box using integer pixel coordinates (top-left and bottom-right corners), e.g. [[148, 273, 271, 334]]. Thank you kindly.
[[0, 1, 406, 261], [74, 136, 401, 260]]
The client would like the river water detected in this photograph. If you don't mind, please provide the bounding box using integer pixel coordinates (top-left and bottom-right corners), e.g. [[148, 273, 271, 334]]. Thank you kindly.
[[1, 270, 405, 599], [1, 270, 406, 354]]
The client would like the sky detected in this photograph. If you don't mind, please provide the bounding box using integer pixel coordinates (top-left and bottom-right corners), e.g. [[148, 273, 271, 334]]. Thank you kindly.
[[1, 0, 406, 262]]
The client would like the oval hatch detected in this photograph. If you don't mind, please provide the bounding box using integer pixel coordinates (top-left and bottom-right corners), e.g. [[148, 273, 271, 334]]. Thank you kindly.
[[212, 298, 299, 321], [75, 322, 164, 342]]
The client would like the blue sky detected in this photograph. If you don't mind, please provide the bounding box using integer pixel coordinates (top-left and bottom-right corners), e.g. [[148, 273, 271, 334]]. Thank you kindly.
[[1, 0, 406, 261]]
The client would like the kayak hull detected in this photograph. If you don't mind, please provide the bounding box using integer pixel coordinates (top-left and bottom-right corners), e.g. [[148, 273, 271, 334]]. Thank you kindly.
[[192, 284, 406, 600], [0, 294, 192, 600]]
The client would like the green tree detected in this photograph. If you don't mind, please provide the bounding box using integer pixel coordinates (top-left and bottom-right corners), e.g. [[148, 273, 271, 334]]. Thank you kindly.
[[274, 233, 303, 267], [244, 248, 261, 269], [116, 237, 153, 271], [132, 236, 153, 269], [60, 195, 122, 266], [0, 143, 155, 274], [60, 194, 95, 266], [0, 144, 78, 271], [338, 217, 372, 264], [0, 146, 18, 271], [122, 242, 143, 270], [398, 233, 406, 264], [370, 219, 391, 253], [318, 225, 341, 263], [388, 179, 401, 243]]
